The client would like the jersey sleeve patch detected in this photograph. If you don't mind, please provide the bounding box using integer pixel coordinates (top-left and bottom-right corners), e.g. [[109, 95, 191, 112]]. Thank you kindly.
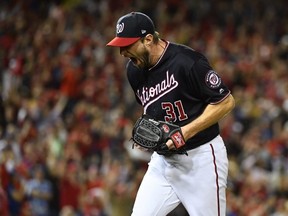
[[205, 70, 222, 89]]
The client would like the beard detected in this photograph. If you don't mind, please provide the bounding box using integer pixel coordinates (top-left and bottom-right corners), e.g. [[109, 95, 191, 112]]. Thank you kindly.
[[134, 49, 151, 70], [141, 50, 151, 70]]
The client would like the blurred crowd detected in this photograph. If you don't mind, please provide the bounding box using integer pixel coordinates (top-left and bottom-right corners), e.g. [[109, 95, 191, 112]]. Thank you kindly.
[[0, 0, 287, 215]]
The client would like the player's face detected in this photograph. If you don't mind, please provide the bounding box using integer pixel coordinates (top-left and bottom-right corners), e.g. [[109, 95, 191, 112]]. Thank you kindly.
[[120, 39, 151, 69]]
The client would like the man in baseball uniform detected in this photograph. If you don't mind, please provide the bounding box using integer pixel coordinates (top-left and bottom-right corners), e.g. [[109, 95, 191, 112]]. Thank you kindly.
[[107, 12, 235, 216]]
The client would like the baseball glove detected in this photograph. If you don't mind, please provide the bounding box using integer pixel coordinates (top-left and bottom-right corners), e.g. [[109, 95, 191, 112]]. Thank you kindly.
[[131, 114, 187, 156]]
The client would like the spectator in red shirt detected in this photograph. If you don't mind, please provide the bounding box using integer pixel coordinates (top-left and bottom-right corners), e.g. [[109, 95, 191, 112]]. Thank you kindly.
[[59, 162, 82, 212], [0, 184, 9, 216]]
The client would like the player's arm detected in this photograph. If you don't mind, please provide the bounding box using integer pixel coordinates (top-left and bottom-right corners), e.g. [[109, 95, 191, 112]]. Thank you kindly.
[[182, 94, 235, 140], [166, 94, 235, 149]]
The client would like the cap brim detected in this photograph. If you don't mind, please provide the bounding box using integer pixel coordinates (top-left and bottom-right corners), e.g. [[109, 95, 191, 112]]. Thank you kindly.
[[106, 37, 140, 47]]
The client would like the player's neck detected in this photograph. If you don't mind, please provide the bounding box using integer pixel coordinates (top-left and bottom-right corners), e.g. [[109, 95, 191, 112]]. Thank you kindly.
[[150, 39, 167, 66]]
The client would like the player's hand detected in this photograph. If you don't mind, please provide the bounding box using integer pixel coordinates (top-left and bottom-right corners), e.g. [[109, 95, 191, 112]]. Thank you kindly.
[[166, 139, 176, 150], [133, 143, 150, 152]]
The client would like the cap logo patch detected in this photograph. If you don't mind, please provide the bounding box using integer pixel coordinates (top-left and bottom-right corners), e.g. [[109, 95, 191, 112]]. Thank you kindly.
[[141, 30, 146, 34], [205, 70, 221, 89], [116, 23, 125, 34]]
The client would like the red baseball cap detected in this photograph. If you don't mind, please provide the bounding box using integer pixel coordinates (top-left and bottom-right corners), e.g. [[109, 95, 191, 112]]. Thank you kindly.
[[107, 12, 155, 47]]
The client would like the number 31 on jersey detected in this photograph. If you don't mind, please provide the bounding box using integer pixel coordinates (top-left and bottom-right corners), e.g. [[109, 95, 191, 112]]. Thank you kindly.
[[161, 100, 188, 122]]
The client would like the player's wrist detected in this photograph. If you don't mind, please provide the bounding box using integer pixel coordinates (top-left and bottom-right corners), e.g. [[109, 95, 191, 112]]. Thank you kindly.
[[181, 125, 195, 142]]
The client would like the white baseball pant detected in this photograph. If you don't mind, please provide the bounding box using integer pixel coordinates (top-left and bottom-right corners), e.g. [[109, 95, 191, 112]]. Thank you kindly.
[[131, 135, 228, 216]]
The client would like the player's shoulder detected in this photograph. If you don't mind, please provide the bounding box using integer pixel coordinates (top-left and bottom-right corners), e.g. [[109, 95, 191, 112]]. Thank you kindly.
[[126, 60, 144, 89], [126, 60, 141, 78], [169, 42, 206, 60]]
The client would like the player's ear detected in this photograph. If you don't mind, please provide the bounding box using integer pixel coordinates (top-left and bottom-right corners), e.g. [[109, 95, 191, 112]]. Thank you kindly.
[[142, 34, 153, 46]]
